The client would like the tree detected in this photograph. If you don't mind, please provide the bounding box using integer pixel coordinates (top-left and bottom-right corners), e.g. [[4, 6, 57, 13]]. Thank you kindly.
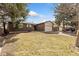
[[55, 3, 79, 47], [74, 4, 79, 47], [0, 4, 10, 35], [55, 3, 76, 33], [14, 4, 29, 29], [0, 3, 29, 35], [7, 3, 29, 30]]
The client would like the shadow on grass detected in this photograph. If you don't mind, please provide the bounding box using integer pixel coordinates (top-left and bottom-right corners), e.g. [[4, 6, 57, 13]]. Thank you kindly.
[[0, 31, 31, 47], [4, 38, 19, 45], [1, 38, 19, 56], [0, 32, 20, 47], [1, 52, 15, 56]]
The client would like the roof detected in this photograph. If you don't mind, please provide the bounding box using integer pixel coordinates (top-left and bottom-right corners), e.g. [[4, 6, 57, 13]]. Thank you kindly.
[[36, 21, 53, 25], [22, 22, 35, 25], [22, 21, 53, 25]]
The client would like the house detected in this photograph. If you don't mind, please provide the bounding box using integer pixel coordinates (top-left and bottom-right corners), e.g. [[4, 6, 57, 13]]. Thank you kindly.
[[7, 22, 35, 31], [7, 21, 54, 32], [22, 23, 35, 31], [22, 21, 53, 32], [35, 21, 53, 32]]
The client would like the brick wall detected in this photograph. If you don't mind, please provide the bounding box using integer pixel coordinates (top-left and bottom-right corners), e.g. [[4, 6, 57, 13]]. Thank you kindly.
[[36, 23, 45, 31], [23, 23, 34, 31]]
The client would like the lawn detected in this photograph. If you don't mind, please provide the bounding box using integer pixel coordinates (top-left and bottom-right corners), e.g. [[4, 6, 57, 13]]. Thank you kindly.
[[2, 31, 79, 56]]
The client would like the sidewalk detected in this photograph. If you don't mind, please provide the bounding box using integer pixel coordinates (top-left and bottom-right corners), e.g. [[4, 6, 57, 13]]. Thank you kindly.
[[58, 32, 75, 37]]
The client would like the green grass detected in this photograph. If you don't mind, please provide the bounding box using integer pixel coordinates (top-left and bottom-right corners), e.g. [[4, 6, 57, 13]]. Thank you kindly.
[[4, 32, 79, 56]]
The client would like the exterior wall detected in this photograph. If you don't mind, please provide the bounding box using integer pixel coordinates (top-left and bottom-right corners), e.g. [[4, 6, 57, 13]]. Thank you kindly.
[[36, 23, 45, 31], [45, 22, 52, 32], [31, 25, 34, 31], [7, 21, 53, 32], [23, 23, 34, 31], [35, 22, 53, 32], [26, 24, 34, 31], [8, 22, 34, 31]]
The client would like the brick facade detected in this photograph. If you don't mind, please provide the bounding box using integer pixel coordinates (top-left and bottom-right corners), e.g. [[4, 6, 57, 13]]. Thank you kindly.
[[22, 23, 34, 31], [36, 23, 45, 31], [35, 21, 53, 32], [25, 23, 34, 31], [7, 21, 53, 32]]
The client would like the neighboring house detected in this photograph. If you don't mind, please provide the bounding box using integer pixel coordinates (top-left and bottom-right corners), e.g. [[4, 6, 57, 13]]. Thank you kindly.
[[22, 23, 35, 31], [7, 22, 35, 31], [35, 21, 53, 32]]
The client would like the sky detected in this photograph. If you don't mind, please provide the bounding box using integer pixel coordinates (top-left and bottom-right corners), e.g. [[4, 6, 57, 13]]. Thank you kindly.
[[26, 3, 58, 24]]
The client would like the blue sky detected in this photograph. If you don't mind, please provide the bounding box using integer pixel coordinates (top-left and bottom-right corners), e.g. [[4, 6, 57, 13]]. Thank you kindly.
[[26, 3, 58, 24]]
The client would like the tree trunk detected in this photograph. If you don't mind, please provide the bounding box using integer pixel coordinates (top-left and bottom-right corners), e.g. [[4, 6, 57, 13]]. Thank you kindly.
[[59, 21, 63, 34], [76, 31, 79, 47], [76, 21, 79, 47], [76, 4, 79, 47], [2, 16, 9, 36], [3, 22, 6, 34], [2, 15, 7, 36], [8, 22, 14, 31]]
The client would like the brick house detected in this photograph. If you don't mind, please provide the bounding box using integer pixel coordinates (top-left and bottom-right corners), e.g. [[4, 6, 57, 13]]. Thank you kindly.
[[7, 22, 35, 31], [7, 21, 54, 32], [20, 21, 53, 32], [35, 21, 53, 32], [22, 23, 35, 31]]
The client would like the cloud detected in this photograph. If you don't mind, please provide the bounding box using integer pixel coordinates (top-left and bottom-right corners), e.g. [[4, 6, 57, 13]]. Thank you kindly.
[[28, 10, 46, 18], [52, 17, 56, 21], [40, 16, 56, 23], [28, 11, 39, 16]]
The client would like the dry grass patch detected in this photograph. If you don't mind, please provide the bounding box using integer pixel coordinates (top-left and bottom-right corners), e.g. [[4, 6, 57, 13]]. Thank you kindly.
[[2, 32, 79, 56]]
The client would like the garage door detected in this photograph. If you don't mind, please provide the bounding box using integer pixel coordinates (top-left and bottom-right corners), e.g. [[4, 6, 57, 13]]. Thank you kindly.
[[45, 22, 52, 32]]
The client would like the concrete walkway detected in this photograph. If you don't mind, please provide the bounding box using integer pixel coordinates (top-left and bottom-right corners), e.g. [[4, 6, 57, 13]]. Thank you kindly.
[[58, 32, 75, 37]]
